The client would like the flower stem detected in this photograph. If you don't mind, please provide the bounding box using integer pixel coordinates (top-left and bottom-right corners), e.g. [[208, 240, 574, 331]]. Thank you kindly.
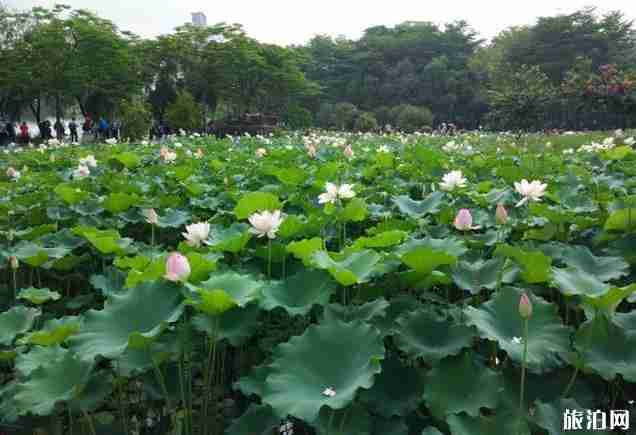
[[151, 224, 155, 247], [519, 318, 529, 414], [12, 269, 17, 303], [267, 238, 272, 279]]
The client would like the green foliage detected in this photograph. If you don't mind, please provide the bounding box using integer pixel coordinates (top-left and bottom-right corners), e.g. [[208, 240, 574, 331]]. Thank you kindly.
[[165, 90, 203, 132], [118, 98, 152, 141]]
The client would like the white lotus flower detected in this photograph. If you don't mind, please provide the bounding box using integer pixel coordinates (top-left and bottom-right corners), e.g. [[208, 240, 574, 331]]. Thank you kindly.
[[625, 137, 635, 146], [182, 222, 210, 247], [255, 148, 267, 158], [143, 208, 159, 225], [6, 167, 20, 180], [174, 142, 183, 148], [514, 179, 547, 207], [343, 145, 354, 159], [318, 182, 356, 204], [439, 170, 467, 191], [105, 138, 117, 145], [512, 337, 523, 345], [141, 140, 149, 145], [79, 155, 97, 168], [248, 210, 284, 239], [73, 164, 90, 179]]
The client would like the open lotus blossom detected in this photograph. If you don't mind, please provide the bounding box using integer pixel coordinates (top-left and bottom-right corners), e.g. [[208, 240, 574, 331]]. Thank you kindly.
[[164, 252, 190, 282], [255, 148, 267, 158], [182, 222, 210, 247], [625, 137, 635, 146], [318, 182, 356, 204], [195, 148, 204, 158], [143, 208, 159, 225], [248, 210, 284, 239], [79, 155, 97, 168], [159, 146, 177, 163], [73, 164, 90, 179], [514, 179, 547, 207], [439, 170, 467, 191], [307, 144, 317, 158], [6, 167, 20, 179], [343, 145, 354, 159], [453, 209, 480, 231]]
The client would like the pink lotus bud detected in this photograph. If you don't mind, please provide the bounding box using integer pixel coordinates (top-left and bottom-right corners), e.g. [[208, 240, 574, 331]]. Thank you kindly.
[[164, 252, 190, 282], [496, 203, 508, 225], [454, 209, 476, 231], [9, 255, 18, 270], [519, 293, 533, 319], [343, 145, 354, 159]]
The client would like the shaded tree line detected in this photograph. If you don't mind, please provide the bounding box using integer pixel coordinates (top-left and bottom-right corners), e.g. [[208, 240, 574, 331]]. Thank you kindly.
[[1, 4, 635, 132]]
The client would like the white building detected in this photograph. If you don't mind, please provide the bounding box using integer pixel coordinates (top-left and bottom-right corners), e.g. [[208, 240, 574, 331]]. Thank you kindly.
[[191, 12, 207, 27]]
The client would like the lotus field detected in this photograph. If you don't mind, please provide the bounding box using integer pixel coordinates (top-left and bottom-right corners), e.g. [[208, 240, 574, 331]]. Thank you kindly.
[[2, 129, 636, 435]]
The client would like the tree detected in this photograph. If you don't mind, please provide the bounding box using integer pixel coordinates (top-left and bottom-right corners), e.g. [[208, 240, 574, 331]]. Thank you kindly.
[[392, 105, 434, 132], [354, 112, 378, 132], [165, 90, 203, 132], [118, 98, 152, 141]]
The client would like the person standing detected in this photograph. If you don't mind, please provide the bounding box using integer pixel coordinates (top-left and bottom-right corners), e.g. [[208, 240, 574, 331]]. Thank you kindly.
[[68, 118, 79, 143], [54, 119, 65, 141], [19, 121, 29, 144], [6, 121, 16, 143], [98, 117, 109, 140]]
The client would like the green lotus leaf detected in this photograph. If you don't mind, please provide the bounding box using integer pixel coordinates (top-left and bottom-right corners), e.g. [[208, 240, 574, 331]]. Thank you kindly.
[[103, 192, 140, 213], [559, 245, 629, 282], [28, 316, 81, 346], [358, 356, 424, 418], [185, 287, 237, 316], [464, 288, 571, 373], [234, 192, 281, 219], [604, 208, 636, 232], [15, 224, 57, 241], [15, 345, 67, 376], [351, 230, 407, 250], [205, 223, 251, 253], [261, 270, 337, 315], [225, 403, 280, 435], [494, 245, 552, 284], [394, 309, 474, 362], [315, 402, 371, 435], [397, 237, 467, 274], [312, 249, 382, 286], [421, 428, 443, 435], [156, 208, 191, 228], [0, 306, 40, 345], [278, 214, 308, 238], [116, 334, 180, 376], [68, 372, 114, 413], [533, 398, 610, 435], [110, 151, 140, 168], [14, 351, 94, 416], [452, 258, 503, 294], [17, 287, 61, 305], [50, 253, 90, 271], [235, 363, 270, 398], [272, 166, 306, 185], [581, 284, 636, 317], [0, 350, 17, 361], [552, 267, 609, 297], [12, 242, 71, 267], [603, 145, 635, 160], [423, 352, 503, 419], [447, 412, 530, 435], [575, 314, 636, 382], [199, 271, 263, 307], [90, 268, 126, 295], [192, 303, 260, 346], [371, 295, 421, 335], [261, 319, 385, 423], [287, 237, 324, 265], [342, 197, 368, 222], [125, 257, 166, 288], [323, 299, 389, 324], [392, 191, 444, 218], [55, 183, 89, 205], [185, 252, 219, 284], [73, 226, 129, 255], [68, 281, 184, 361], [114, 255, 150, 270]]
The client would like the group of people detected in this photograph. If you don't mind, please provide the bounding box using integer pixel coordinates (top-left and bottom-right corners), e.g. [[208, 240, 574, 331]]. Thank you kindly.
[[0, 115, 121, 146]]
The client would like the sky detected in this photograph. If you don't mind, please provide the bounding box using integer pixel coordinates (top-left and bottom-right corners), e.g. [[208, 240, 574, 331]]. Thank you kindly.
[[6, 0, 636, 45]]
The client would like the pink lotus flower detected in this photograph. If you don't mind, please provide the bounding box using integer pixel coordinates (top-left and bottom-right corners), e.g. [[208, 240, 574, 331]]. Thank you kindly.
[[164, 252, 190, 282], [453, 209, 480, 231], [6, 167, 19, 179], [343, 145, 354, 159], [519, 293, 533, 318]]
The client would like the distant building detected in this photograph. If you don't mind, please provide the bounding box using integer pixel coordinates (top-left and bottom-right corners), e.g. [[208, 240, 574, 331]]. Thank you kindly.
[[191, 12, 207, 27]]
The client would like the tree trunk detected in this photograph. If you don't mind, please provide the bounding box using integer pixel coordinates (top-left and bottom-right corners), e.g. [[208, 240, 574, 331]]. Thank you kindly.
[[30, 97, 41, 124]]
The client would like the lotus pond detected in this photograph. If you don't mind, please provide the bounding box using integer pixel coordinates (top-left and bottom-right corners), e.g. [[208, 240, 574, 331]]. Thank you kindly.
[[1, 130, 636, 434]]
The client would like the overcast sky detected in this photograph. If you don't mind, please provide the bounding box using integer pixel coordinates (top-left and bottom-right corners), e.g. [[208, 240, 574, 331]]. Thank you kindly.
[[7, 0, 636, 45]]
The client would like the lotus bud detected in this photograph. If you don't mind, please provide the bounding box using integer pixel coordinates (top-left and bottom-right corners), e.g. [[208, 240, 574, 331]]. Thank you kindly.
[[343, 145, 354, 159], [519, 293, 533, 319], [495, 203, 508, 225], [453, 209, 474, 231], [164, 252, 190, 282], [9, 255, 18, 270], [144, 208, 159, 225]]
